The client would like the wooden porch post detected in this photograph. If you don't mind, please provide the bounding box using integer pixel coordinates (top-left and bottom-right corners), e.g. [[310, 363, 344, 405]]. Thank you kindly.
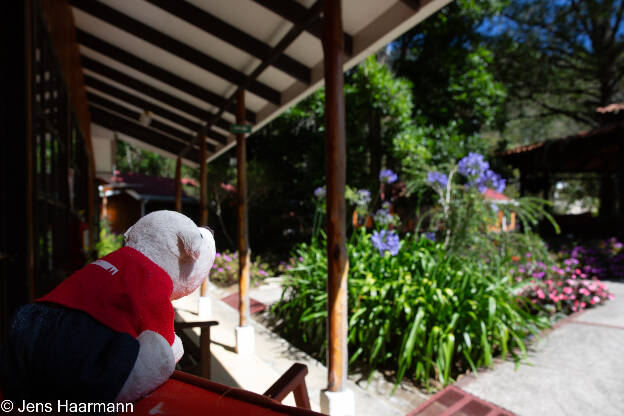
[[323, 0, 348, 394], [174, 156, 182, 213], [199, 135, 209, 298], [236, 89, 250, 327], [25, 0, 36, 301], [199, 135, 208, 225]]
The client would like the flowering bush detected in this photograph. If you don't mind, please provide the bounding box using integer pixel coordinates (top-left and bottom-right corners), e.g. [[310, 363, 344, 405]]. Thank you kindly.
[[210, 251, 274, 287], [512, 257, 614, 314], [272, 168, 554, 389], [273, 231, 547, 389], [421, 153, 557, 261], [560, 237, 624, 280]]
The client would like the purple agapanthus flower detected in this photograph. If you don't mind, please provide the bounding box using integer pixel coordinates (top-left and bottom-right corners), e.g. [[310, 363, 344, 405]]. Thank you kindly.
[[427, 171, 448, 188], [314, 186, 326, 199], [457, 153, 506, 194], [424, 232, 436, 242], [379, 169, 398, 184], [458, 153, 489, 179], [469, 169, 506, 194], [371, 230, 400, 256]]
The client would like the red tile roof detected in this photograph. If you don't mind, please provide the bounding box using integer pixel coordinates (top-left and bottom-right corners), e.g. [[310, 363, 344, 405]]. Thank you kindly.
[[108, 172, 196, 198], [596, 103, 624, 113], [483, 188, 510, 201], [500, 121, 624, 157]]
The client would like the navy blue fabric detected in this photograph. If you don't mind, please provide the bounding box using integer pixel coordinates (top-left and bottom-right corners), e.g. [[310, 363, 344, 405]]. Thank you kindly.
[[0, 303, 139, 402]]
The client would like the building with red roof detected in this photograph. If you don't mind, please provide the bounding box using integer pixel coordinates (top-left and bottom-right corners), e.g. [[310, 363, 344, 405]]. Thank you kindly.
[[99, 171, 198, 234]]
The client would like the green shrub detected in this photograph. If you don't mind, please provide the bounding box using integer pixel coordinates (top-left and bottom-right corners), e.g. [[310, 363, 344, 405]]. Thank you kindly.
[[95, 219, 123, 258], [272, 229, 549, 389]]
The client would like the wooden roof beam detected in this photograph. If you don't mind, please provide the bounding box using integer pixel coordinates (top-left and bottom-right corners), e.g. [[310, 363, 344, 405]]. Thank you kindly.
[[70, 0, 281, 105], [179, 0, 324, 158], [251, 0, 353, 56], [81, 57, 229, 144], [76, 29, 256, 124], [144, 0, 311, 84], [90, 105, 203, 164], [87, 92, 216, 153]]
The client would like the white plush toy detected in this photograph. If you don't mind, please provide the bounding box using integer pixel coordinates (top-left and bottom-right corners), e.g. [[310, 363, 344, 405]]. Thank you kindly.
[[0, 211, 216, 403]]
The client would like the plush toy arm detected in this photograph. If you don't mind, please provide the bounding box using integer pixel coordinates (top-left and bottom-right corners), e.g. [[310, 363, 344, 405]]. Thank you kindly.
[[172, 333, 184, 363], [115, 330, 175, 403]]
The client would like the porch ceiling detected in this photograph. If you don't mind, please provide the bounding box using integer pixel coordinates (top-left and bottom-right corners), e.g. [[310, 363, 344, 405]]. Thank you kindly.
[[72, 0, 451, 166]]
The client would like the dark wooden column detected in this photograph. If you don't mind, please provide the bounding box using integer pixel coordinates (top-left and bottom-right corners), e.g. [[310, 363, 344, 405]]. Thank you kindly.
[[618, 149, 624, 239], [322, 0, 348, 393], [25, 0, 36, 302], [237, 89, 250, 327], [199, 135, 209, 298], [199, 135, 208, 225], [174, 156, 182, 212]]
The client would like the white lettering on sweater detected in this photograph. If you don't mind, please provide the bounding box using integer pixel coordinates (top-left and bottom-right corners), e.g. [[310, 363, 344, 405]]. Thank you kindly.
[[92, 259, 119, 275]]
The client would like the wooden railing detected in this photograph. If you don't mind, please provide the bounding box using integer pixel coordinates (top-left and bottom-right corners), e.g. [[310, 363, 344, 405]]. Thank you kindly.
[[174, 320, 219, 380], [263, 363, 312, 410]]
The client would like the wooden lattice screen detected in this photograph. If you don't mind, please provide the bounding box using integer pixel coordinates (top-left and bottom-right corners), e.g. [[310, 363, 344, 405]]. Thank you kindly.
[[32, 3, 92, 294], [0, 0, 94, 341]]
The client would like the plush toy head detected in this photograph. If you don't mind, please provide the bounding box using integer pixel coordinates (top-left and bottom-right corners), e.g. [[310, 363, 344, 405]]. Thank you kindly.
[[123, 210, 216, 300]]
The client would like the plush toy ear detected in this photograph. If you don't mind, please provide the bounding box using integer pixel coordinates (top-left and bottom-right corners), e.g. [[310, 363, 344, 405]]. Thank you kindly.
[[123, 226, 133, 243], [178, 228, 202, 260]]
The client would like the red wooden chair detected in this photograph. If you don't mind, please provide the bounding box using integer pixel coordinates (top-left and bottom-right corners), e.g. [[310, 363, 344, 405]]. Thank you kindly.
[[133, 367, 321, 415]]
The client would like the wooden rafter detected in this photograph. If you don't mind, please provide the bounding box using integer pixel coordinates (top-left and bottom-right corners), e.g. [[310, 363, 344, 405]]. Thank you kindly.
[[69, 0, 281, 105], [86, 92, 216, 153], [81, 58, 228, 144], [252, 0, 353, 56], [180, 0, 323, 158], [144, 0, 311, 84], [76, 29, 256, 124], [90, 105, 203, 164], [83, 73, 227, 145]]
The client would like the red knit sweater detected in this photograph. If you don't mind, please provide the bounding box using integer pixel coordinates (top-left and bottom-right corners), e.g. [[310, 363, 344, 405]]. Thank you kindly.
[[37, 246, 175, 345]]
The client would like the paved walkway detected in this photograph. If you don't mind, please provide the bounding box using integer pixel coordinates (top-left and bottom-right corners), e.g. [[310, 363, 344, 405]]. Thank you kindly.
[[457, 281, 624, 416]]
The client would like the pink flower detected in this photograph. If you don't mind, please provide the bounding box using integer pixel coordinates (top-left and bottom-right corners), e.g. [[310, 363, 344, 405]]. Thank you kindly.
[[572, 306, 578, 312], [537, 289, 545, 299], [592, 296, 601, 304], [218, 268, 224, 273], [609, 294, 615, 300], [580, 302, 587, 308], [545, 280, 553, 286], [563, 287, 573, 294]]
